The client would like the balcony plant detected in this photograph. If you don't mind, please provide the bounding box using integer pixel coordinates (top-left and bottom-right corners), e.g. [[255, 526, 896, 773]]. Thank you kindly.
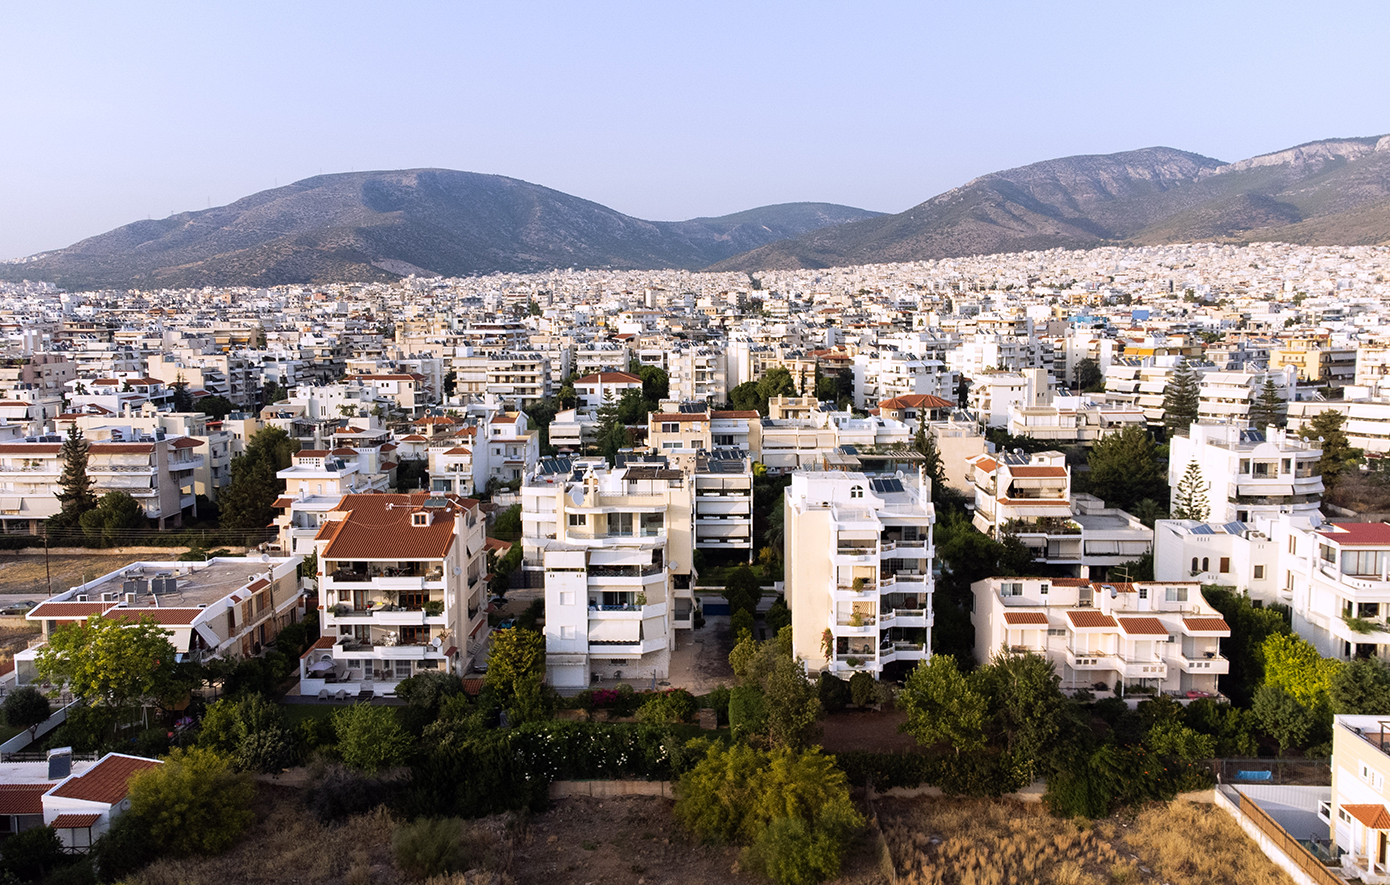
[[845, 656, 863, 668], [821, 628, 833, 659], [1342, 614, 1383, 635], [849, 611, 865, 628], [634, 593, 647, 607], [851, 577, 869, 592], [330, 603, 349, 617], [423, 600, 445, 617]]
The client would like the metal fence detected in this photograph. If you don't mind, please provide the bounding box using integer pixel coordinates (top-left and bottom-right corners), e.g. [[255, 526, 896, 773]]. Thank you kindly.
[[1214, 757, 1332, 787]]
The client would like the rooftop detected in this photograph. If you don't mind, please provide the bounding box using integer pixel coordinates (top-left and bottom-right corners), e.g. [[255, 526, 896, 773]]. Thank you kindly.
[[43, 557, 298, 612]]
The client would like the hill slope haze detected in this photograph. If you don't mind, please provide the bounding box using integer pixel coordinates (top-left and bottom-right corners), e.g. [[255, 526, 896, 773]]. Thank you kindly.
[[0, 170, 881, 289], [712, 136, 1390, 271]]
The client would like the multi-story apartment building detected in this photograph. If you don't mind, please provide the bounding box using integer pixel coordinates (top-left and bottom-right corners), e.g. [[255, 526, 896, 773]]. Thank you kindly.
[[1005, 395, 1146, 445], [1169, 424, 1324, 524], [305, 493, 488, 695], [12, 555, 304, 685], [1153, 518, 1281, 600], [1279, 520, 1390, 662], [525, 461, 695, 687], [1288, 397, 1390, 457], [573, 372, 643, 414], [668, 347, 729, 403], [785, 471, 935, 677], [1328, 714, 1390, 881], [273, 449, 388, 554], [73, 409, 232, 502], [486, 353, 551, 407], [0, 431, 204, 532], [972, 576, 1230, 697], [1196, 368, 1297, 427], [967, 369, 1050, 429]]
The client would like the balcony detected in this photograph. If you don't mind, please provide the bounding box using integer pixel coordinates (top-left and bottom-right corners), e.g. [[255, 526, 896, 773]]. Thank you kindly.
[[587, 636, 668, 657], [588, 602, 667, 620], [1117, 655, 1167, 680], [878, 642, 928, 664], [880, 608, 930, 628], [1177, 652, 1230, 675], [1065, 648, 1116, 671]]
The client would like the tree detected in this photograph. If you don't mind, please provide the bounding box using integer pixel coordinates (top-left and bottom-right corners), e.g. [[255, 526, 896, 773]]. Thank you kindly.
[[899, 655, 987, 754], [0, 825, 67, 882], [1171, 460, 1210, 522], [171, 381, 195, 413], [198, 694, 298, 773], [1262, 633, 1341, 706], [484, 627, 547, 724], [35, 614, 177, 711], [333, 704, 414, 772], [219, 425, 299, 530], [759, 367, 799, 401], [913, 423, 948, 503], [125, 747, 256, 855], [1252, 684, 1317, 755], [730, 381, 765, 414], [51, 424, 96, 528], [1073, 357, 1103, 392], [1330, 657, 1390, 715], [1087, 426, 1166, 512], [635, 364, 669, 403], [724, 565, 763, 615], [1, 685, 50, 738], [79, 490, 146, 545], [1299, 409, 1363, 492], [196, 395, 236, 419], [1249, 377, 1286, 430], [971, 651, 1067, 784], [1162, 361, 1201, 437], [261, 380, 285, 406]]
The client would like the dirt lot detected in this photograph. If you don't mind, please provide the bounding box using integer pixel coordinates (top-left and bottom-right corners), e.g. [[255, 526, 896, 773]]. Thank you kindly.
[[0, 553, 155, 595]]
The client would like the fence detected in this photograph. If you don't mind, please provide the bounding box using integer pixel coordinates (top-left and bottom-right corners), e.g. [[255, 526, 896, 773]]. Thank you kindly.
[[0, 697, 83, 756], [1214, 757, 1332, 787], [1220, 786, 1344, 885]]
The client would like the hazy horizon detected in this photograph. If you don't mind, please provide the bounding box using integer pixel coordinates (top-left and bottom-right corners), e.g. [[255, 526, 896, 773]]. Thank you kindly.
[[2, 1, 1387, 259]]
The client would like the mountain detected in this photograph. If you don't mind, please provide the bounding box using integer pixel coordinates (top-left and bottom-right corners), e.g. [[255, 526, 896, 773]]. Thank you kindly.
[[710, 136, 1390, 271], [0, 170, 882, 289]]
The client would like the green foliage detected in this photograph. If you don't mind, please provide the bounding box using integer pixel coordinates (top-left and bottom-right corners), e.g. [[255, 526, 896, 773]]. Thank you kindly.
[[1331, 657, 1390, 715], [723, 564, 763, 615], [396, 670, 465, 715], [1202, 587, 1290, 705], [1252, 684, 1319, 754], [303, 764, 403, 825], [0, 824, 67, 883], [2, 684, 50, 734], [1299, 409, 1364, 491], [332, 703, 413, 772], [817, 672, 851, 714], [1162, 361, 1201, 437], [744, 815, 845, 885], [913, 423, 948, 503], [196, 395, 237, 419], [1183, 697, 1258, 757], [219, 426, 299, 530], [729, 686, 769, 741], [899, 655, 987, 754], [484, 627, 548, 724], [1171, 460, 1210, 522], [1073, 357, 1103, 392], [731, 608, 756, 641], [125, 747, 256, 856], [76, 490, 147, 545], [848, 671, 877, 708], [394, 458, 429, 493], [392, 817, 499, 881], [51, 424, 96, 528], [635, 364, 669, 402], [1262, 633, 1342, 705], [35, 614, 177, 710], [1087, 426, 1167, 511], [763, 657, 821, 749], [703, 686, 731, 724], [490, 504, 522, 541], [635, 688, 696, 725], [1249, 376, 1286, 429], [91, 808, 157, 882], [765, 595, 791, 634]]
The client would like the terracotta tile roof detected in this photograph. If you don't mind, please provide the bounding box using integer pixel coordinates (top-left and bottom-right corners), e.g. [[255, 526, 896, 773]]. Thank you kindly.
[[490, 412, 520, 424], [651, 413, 707, 423], [1344, 804, 1390, 829], [1183, 616, 1231, 633], [0, 783, 48, 815], [0, 443, 62, 454], [1317, 523, 1390, 546], [296, 449, 329, 458], [105, 607, 203, 626], [88, 443, 155, 455], [971, 457, 999, 472], [29, 601, 116, 620], [444, 447, 471, 456], [1066, 610, 1118, 629], [400, 435, 428, 442], [1051, 578, 1093, 587], [301, 635, 335, 659], [879, 394, 955, 410], [271, 497, 294, 509], [1008, 466, 1068, 478], [319, 493, 474, 560], [1003, 611, 1049, 626], [171, 438, 204, 449], [48, 754, 161, 805], [484, 537, 513, 554], [711, 410, 760, 419], [1118, 616, 1168, 636], [51, 813, 101, 828]]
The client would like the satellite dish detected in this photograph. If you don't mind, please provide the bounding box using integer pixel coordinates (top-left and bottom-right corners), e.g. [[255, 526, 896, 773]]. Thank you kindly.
[[569, 486, 584, 508], [452, 566, 462, 576], [261, 553, 270, 563], [431, 637, 442, 649]]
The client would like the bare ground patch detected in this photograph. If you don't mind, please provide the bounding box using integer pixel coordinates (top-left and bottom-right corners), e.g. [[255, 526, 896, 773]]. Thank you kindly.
[[0, 553, 155, 595]]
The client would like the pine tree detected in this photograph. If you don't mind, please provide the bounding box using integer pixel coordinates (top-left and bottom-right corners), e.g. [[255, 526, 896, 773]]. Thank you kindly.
[[913, 422, 947, 503], [1172, 460, 1210, 522], [1249, 376, 1286, 430], [1299, 410, 1363, 492], [52, 425, 97, 528], [1162, 361, 1201, 437]]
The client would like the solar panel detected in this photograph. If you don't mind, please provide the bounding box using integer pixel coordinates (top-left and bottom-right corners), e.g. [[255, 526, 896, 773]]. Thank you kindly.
[[870, 477, 904, 494], [1223, 521, 1247, 534], [1240, 429, 1266, 443], [679, 403, 707, 413], [1191, 524, 1215, 535], [422, 496, 449, 509]]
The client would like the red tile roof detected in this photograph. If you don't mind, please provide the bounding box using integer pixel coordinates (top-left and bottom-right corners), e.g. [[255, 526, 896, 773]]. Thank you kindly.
[[318, 493, 474, 560], [575, 372, 641, 385], [51, 813, 101, 828], [271, 497, 294, 509], [104, 608, 203, 626], [1118, 616, 1168, 636], [879, 394, 955, 410], [48, 754, 161, 805], [171, 438, 204, 449], [1317, 523, 1390, 546], [1183, 616, 1231, 633], [711, 410, 760, 419], [1051, 578, 1093, 587], [1066, 610, 1118, 629], [301, 635, 336, 659], [88, 443, 155, 455], [1008, 466, 1068, 478], [971, 457, 999, 472], [28, 601, 116, 620], [0, 443, 62, 454], [1003, 611, 1049, 626], [1344, 804, 1390, 829], [651, 413, 707, 423], [0, 784, 49, 815]]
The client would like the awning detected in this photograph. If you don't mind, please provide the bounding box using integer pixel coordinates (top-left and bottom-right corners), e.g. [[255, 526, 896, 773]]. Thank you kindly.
[[0, 497, 20, 513], [1009, 478, 1064, 490], [194, 623, 221, 650], [760, 452, 798, 468], [589, 548, 651, 567], [1248, 484, 1293, 497], [308, 659, 335, 673], [588, 620, 640, 642]]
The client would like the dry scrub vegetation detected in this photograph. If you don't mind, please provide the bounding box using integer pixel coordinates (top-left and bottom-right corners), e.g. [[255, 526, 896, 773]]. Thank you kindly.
[[879, 796, 1294, 885]]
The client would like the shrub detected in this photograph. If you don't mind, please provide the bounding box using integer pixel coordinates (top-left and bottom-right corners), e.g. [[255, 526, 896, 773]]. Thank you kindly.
[[765, 595, 792, 635], [731, 608, 756, 641], [304, 764, 403, 824], [703, 686, 732, 725], [0, 825, 67, 882], [729, 686, 768, 741], [744, 816, 844, 885], [91, 812, 157, 883], [2, 685, 50, 734], [392, 817, 501, 881], [848, 671, 877, 707], [636, 688, 696, 725], [817, 672, 851, 714], [125, 747, 255, 856], [333, 703, 413, 773]]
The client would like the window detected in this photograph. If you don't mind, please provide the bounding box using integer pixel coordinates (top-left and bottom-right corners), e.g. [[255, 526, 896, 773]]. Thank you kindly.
[[412, 512, 429, 526], [1320, 545, 1336, 564], [1003, 582, 1023, 597], [1253, 565, 1265, 580], [1165, 587, 1189, 602], [850, 485, 864, 499], [1219, 557, 1230, 574], [661, 422, 679, 433], [1287, 572, 1295, 592], [1289, 536, 1297, 555], [1240, 459, 1250, 474], [568, 514, 586, 526], [1201, 557, 1209, 572], [1343, 550, 1388, 576], [1138, 586, 1148, 599], [1191, 557, 1199, 574], [559, 591, 575, 606], [394, 660, 412, 679], [1040, 583, 1049, 596]]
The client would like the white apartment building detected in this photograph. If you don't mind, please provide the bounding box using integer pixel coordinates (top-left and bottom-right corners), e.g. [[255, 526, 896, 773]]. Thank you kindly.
[[1281, 520, 1390, 662], [785, 471, 935, 677], [1169, 424, 1324, 523], [968, 368, 1050, 429], [526, 462, 695, 687], [853, 352, 958, 412], [273, 449, 387, 554], [972, 576, 1230, 698], [486, 353, 551, 407], [1288, 396, 1390, 457], [305, 493, 488, 695], [667, 347, 728, 403], [1153, 518, 1281, 600], [1328, 714, 1390, 881], [1006, 395, 1146, 445], [1196, 368, 1297, 427], [573, 371, 643, 414]]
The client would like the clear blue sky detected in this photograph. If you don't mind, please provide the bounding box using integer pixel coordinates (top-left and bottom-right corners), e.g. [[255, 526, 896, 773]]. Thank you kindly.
[[2, 1, 1386, 259]]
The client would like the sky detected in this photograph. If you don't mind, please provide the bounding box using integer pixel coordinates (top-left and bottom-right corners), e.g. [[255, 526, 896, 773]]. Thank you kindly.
[[1, 1, 1388, 259]]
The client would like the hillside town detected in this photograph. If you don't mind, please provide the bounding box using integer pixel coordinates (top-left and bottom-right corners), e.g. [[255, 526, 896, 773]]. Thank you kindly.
[[4, 240, 1390, 883]]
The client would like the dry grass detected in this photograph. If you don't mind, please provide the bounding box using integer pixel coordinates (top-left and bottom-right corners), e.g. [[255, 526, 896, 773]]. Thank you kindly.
[[879, 797, 1295, 885]]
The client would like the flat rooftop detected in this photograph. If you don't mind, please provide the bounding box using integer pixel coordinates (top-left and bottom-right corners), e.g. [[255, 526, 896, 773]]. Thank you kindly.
[[61, 558, 294, 609], [1072, 514, 1133, 531]]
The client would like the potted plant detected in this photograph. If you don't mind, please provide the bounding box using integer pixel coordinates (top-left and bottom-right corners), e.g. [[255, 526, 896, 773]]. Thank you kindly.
[[634, 593, 647, 607], [821, 628, 834, 659], [330, 603, 349, 617], [851, 577, 868, 592], [846, 656, 863, 668], [423, 600, 444, 617], [849, 611, 865, 628]]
